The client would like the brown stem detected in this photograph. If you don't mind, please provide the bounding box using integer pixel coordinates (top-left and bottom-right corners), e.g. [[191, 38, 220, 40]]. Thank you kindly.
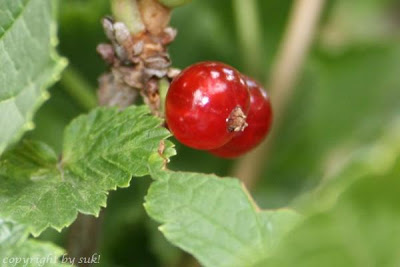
[[232, 0, 326, 189], [67, 213, 104, 266]]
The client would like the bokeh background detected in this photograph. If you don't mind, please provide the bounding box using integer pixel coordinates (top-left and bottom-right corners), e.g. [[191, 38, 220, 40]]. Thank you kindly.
[[28, 0, 400, 266]]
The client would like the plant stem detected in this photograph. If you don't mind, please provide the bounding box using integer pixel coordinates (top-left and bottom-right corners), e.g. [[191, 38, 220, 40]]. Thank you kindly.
[[67, 213, 104, 266], [60, 67, 97, 111], [232, 0, 263, 78], [159, 78, 170, 116], [233, 0, 326, 189]]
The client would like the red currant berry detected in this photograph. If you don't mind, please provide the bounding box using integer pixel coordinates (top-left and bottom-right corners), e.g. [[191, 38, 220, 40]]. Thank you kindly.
[[166, 62, 250, 150], [209, 76, 273, 158]]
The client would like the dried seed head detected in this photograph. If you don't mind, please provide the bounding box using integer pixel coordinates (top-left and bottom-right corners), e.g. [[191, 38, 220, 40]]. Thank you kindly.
[[161, 27, 177, 45], [113, 22, 131, 44], [102, 17, 115, 41], [144, 55, 171, 69], [98, 73, 138, 108], [132, 40, 144, 56], [97, 44, 115, 65], [113, 66, 144, 89], [144, 68, 168, 79], [114, 44, 129, 62], [142, 78, 161, 115], [98, 10, 178, 115], [167, 68, 181, 79]]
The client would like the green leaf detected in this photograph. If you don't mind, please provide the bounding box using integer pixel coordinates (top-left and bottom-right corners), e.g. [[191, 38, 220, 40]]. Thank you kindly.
[[144, 156, 300, 267], [144, 116, 400, 266], [0, 0, 67, 156], [265, 155, 400, 267], [0, 106, 173, 236], [0, 220, 65, 266]]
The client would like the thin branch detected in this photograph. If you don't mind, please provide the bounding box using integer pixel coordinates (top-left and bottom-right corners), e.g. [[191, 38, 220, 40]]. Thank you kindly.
[[233, 0, 263, 77], [233, 0, 326, 189], [67, 213, 104, 267], [60, 67, 97, 111]]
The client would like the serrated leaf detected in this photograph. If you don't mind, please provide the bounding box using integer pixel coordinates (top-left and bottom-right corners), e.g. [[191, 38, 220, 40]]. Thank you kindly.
[[0, 219, 65, 267], [0, 0, 67, 156], [0, 105, 173, 236], [144, 157, 300, 267]]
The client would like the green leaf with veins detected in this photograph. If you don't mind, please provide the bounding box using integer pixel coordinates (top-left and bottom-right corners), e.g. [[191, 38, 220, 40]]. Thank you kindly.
[[145, 117, 400, 267], [0, 0, 67, 156], [0, 220, 65, 266], [144, 156, 300, 267], [0, 106, 174, 236]]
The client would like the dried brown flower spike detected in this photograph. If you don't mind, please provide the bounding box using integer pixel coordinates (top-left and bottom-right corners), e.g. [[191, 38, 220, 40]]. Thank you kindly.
[[97, 0, 180, 114]]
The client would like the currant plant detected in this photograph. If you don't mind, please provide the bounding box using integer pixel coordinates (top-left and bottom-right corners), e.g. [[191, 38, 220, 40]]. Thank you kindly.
[[1, 0, 400, 266]]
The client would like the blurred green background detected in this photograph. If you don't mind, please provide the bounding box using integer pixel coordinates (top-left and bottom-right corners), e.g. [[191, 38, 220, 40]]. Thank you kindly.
[[28, 0, 400, 266]]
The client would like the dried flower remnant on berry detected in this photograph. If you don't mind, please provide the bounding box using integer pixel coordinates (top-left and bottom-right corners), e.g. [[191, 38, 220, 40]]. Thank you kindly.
[[227, 106, 248, 132]]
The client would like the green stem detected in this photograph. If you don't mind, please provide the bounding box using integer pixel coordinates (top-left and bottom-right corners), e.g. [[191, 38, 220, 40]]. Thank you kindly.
[[159, 78, 169, 116], [233, 0, 263, 78], [111, 0, 145, 34], [60, 67, 97, 111]]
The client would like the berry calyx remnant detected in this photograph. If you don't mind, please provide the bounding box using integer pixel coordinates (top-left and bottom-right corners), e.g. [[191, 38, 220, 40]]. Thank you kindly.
[[209, 76, 273, 158]]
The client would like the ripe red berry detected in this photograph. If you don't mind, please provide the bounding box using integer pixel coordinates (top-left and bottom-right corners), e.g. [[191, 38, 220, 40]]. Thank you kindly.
[[166, 62, 250, 150], [209, 76, 273, 158]]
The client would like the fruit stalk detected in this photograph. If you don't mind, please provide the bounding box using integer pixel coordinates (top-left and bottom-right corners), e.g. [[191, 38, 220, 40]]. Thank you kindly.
[[233, 0, 263, 78], [60, 67, 97, 111]]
